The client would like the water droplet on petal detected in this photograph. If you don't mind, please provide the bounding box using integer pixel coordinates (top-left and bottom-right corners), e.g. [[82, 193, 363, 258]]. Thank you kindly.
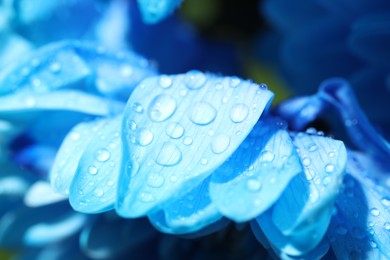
[[384, 222, 390, 230], [189, 102, 217, 125], [148, 95, 176, 122], [137, 129, 154, 146], [370, 208, 380, 216], [302, 157, 311, 166], [120, 65, 133, 77], [325, 164, 335, 173], [155, 142, 182, 166], [211, 134, 230, 154], [94, 189, 104, 197], [230, 103, 249, 123], [95, 148, 110, 162], [259, 150, 275, 163], [381, 196, 390, 206], [132, 102, 144, 113], [183, 137, 193, 146], [166, 122, 184, 139], [215, 83, 223, 90], [139, 192, 155, 202], [328, 152, 335, 158], [159, 75, 172, 88], [306, 143, 318, 152], [88, 166, 98, 175], [147, 173, 165, 188], [185, 70, 206, 89], [247, 178, 262, 192], [229, 77, 241, 88], [200, 158, 208, 165]]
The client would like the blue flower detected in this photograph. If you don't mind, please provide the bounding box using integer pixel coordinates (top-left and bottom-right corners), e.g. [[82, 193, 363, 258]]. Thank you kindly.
[[261, 0, 390, 130]]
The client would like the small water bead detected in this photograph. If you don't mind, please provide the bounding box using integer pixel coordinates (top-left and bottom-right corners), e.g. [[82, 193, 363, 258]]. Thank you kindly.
[[139, 192, 155, 202], [200, 158, 208, 165], [215, 82, 223, 90], [155, 142, 182, 166], [336, 225, 348, 235], [247, 178, 262, 192], [129, 120, 137, 131], [88, 166, 98, 175], [384, 222, 390, 230], [147, 173, 165, 188], [107, 180, 114, 186], [369, 240, 377, 249], [306, 143, 318, 152], [259, 83, 268, 90], [159, 75, 172, 88], [179, 89, 188, 97], [189, 102, 217, 125], [259, 150, 275, 163], [165, 122, 184, 139], [95, 148, 110, 162], [94, 189, 104, 197], [381, 196, 390, 206], [132, 102, 144, 113], [137, 129, 154, 146], [370, 208, 380, 217], [148, 94, 177, 122], [170, 175, 178, 183], [183, 137, 193, 146], [325, 164, 335, 173], [328, 152, 335, 158], [229, 77, 241, 88], [185, 70, 206, 89], [302, 157, 311, 166], [211, 134, 230, 154], [323, 176, 331, 186], [230, 104, 249, 123], [49, 62, 61, 73]]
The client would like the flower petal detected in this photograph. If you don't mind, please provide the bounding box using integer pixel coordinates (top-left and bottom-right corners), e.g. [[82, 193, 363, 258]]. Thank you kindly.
[[327, 151, 390, 259], [69, 115, 122, 213], [209, 117, 301, 222], [117, 72, 274, 217], [148, 176, 223, 234], [24, 181, 67, 208], [257, 133, 347, 255], [137, 0, 183, 24], [50, 118, 109, 195]]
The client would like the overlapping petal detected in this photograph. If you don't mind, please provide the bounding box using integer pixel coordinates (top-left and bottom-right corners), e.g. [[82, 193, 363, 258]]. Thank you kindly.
[[136, 0, 183, 24], [116, 72, 273, 217]]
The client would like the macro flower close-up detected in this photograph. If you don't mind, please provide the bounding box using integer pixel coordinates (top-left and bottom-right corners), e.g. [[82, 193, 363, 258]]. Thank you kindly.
[[0, 0, 389, 259]]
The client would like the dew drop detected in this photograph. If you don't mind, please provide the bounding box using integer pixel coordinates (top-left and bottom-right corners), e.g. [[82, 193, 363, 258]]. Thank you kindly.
[[306, 143, 318, 152], [247, 178, 262, 192], [211, 134, 230, 154], [381, 196, 390, 206], [95, 148, 110, 162], [159, 75, 172, 88], [229, 77, 241, 88], [215, 83, 223, 90], [325, 164, 335, 173], [189, 102, 217, 125], [137, 129, 154, 146], [155, 142, 182, 166], [107, 180, 114, 186], [94, 189, 104, 197], [183, 137, 193, 146], [185, 70, 206, 89], [370, 208, 380, 217], [259, 150, 275, 163], [88, 166, 98, 175], [323, 176, 331, 185], [230, 104, 249, 123], [132, 102, 144, 113], [200, 158, 208, 165], [148, 95, 176, 122], [302, 157, 311, 166], [139, 192, 155, 202], [369, 240, 377, 249], [384, 222, 390, 230], [129, 120, 137, 130], [328, 152, 335, 158], [147, 173, 165, 188], [166, 122, 184, 139], [170, 175, 178, 183]]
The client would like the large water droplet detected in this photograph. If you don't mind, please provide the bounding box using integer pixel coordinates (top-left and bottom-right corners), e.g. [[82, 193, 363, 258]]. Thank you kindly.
[[137, 129, 154, 146], [230, 104, 249, 123], [166, 122, 184, 139], [95, 148, 110, 162], [189, 102, 217, 125], [148, 95, 176, 122], [155, 142, 182, 166], [211, 134, 230, 154], [185, 70, 206, 89], [147, 173, 165, 188], [247, 178, 262, 192]]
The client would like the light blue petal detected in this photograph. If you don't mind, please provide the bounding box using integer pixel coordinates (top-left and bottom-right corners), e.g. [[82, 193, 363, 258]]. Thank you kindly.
[[80, 213, 156, 259], [69, 115, 122, 213], [210, 117, 301, 222], [137, 0, 183, 24], [257, 133, 347, 255], [148, 176, 223, 234], [117, 72, 274, 217], [0, 200, 86, 247], [50, 118, 110, 195], [0, 89, 125, 119], [24, 181, 67, 208], [327, 151, 390, 259]]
